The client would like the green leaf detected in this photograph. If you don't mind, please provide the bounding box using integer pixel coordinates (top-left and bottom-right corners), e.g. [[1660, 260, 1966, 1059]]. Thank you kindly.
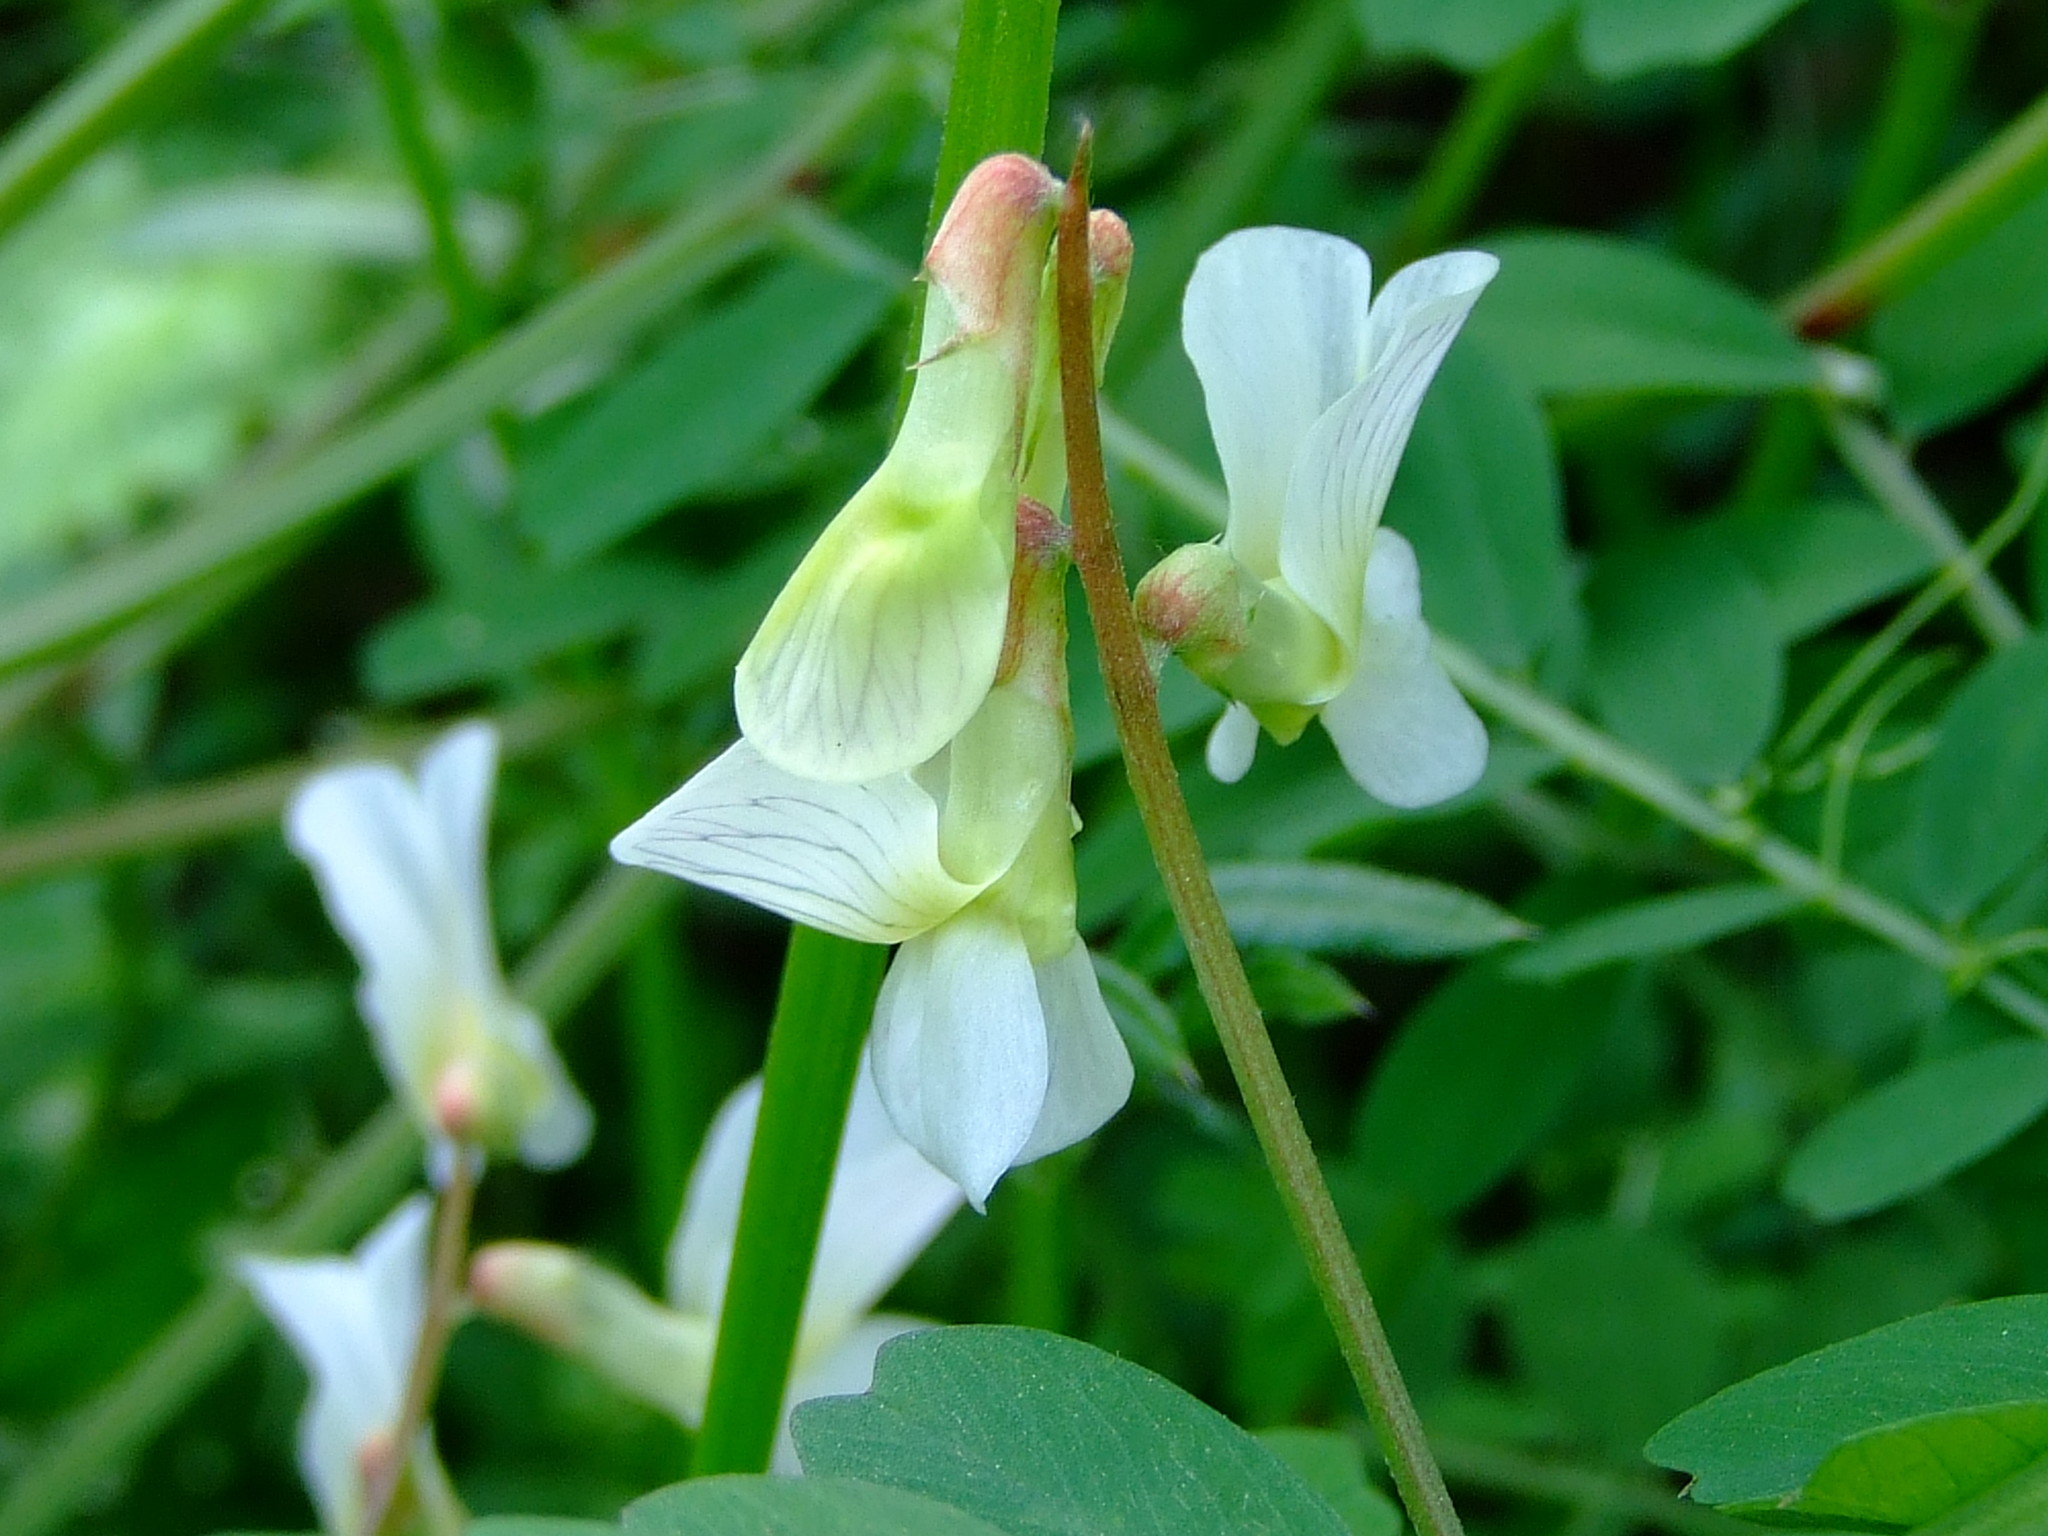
[[1911, 634, 2048, 923], [1469, 232, 1815, 398], [469, 1521, 615, 1535], [1243, 948, 1369, 1026], [1722, 497, 1938, 643], [1384, 339, 1573, 671], [1092, 952, 1199, 1087], [363, 559, 695, 701], [1585, 527, 1783, 786], [1872, 181, 2048, 435], [1575, 0, 1807, 79], [1353, 0, 1567, 72], [1254, 1430, 1402, 1536], [518, 255, 897, 564], [1507, 883, 1799, 981], [1646, 1295, 2048, 1510], [792, 1326, 1354, 1536], [1353, 963, 1622, 1215], [1793, 1404, 2048, 1529], [1783, 1039, 2048, 1222], [1206, 860, 1532, 961], [625, 1476, 1012, 1536], [1499, 1223, 1728, 1456]]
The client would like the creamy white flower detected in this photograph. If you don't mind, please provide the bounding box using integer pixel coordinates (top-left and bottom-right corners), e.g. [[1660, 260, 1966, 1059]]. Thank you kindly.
[[470, 1062, 963, 1471], [1145, 227, 1496, 808], [237, 1198, 460, 1536], [286, 722, 591, 1174]]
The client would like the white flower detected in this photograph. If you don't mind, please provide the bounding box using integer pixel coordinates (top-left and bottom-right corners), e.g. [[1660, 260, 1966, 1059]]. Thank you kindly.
[[614, 519, 1132, 1207], [470, 1061, 963, 1471], [1142, 227, 1497, 808], [286, 721, 591, 1173], [237, 1198, 461, 1536]]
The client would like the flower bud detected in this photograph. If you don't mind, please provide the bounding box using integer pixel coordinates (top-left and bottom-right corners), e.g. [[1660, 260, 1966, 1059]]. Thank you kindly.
[[736, 155, 1064, 784], [1135, 542, 1255, 672], [470, 1242, 714, 1426]]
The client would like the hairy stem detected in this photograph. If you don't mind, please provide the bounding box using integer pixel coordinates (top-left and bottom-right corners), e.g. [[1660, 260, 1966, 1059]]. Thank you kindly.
[[1057, 132, 1464, 1536], [364, 1152, 478, 1536]]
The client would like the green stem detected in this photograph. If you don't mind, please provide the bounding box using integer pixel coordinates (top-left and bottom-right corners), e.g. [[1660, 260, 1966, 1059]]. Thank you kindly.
[[689, 930, 887, 1476], [1389, 20, 1564, 264], [1822, 405, 2028, 647], [1093, 402, 2048, 1038], [1779, 409, 2048, 761], [0, 865, 675, 1536], [1835, 0, 1990, 251], [342, 0, 493, 347], [1106, 0, 1354, 384], [999, 1158, 1069, 1332], [0, 693, 608, 889], [363, 1149, 478, 1536], [1784, 83, 2048, 336], [1436, 638, 2048, 1035], [688, 0, 1064, 1479], [0, 55, 901, 684], [1057, 136, 1464, 1536], [0, 0, 268, 241]]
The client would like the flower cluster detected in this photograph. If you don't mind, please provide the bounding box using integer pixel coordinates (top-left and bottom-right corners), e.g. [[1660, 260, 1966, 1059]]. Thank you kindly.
[[614, 156, 1137, 1207], [1134, 228, 1496, 807]]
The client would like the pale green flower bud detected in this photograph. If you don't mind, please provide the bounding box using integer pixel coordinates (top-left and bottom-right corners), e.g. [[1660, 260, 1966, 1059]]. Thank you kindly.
[[737, 155, 1063, 784]]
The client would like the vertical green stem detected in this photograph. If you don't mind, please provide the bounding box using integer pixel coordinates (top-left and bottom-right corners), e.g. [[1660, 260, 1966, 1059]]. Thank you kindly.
[[1390, 21, 1564, 264], [1055, 135, 1465, 1536], [342, 0, 493, 347], [0, 0, 268, 240], [1784, 83, 2048, 335], [691, 0, 1062, 1475], [689, 930, 886, 1476]]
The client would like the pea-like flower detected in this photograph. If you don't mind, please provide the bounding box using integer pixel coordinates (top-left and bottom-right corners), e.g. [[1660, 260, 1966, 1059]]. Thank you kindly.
[[1135, 228, 1497, 808], [287, 722, 591, 1174], [238, 1198, 461, 1536], [614, 507, 1132, 1206], [469, 1060, 962, 1470], [735, 154, 1064, 785]]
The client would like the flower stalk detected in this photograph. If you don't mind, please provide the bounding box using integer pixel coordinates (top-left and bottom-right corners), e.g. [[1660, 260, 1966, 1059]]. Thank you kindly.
[[1053, 128, 1465, 1536], [363, 1152, 477, 1536]]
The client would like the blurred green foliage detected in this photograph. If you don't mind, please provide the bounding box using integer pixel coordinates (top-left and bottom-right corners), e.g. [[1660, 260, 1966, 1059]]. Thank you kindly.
[[3, 0, 2048, 1532]]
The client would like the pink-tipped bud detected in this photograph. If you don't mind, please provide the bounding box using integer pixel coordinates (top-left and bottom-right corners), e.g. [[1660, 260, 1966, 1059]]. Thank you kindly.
[[1135, 543, 1254, 667], [925, 154, 1064, 340], [1087, 208, 1133, 283], [431, 1060, 484, 1143], [469, 1241, 584, 1347], [355, 1427, 399, 1499]]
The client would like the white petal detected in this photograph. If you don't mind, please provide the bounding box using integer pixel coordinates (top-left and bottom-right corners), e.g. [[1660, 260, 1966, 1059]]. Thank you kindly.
[[666, 1064, 958, 1335], [1014, 941, 1134, 1165], [497, 998, 594, 1170], [1279, 251, 1497, 650], [780, 1315, 929, 1474], [665, 1078, 761, 1317], [870, 915, 1048, 1208], [734, 459, 1014, 785], [1318, 534, 1488, 808], [1204, 703, 1261, 783], [1183, 228, 1374, 579], [805, 1062, 963, 1342], [286, 762, 455, 1104], [236, 1197, 430, 1534], [611, 739, 983, 944], [413, 722, 501, 1002]]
